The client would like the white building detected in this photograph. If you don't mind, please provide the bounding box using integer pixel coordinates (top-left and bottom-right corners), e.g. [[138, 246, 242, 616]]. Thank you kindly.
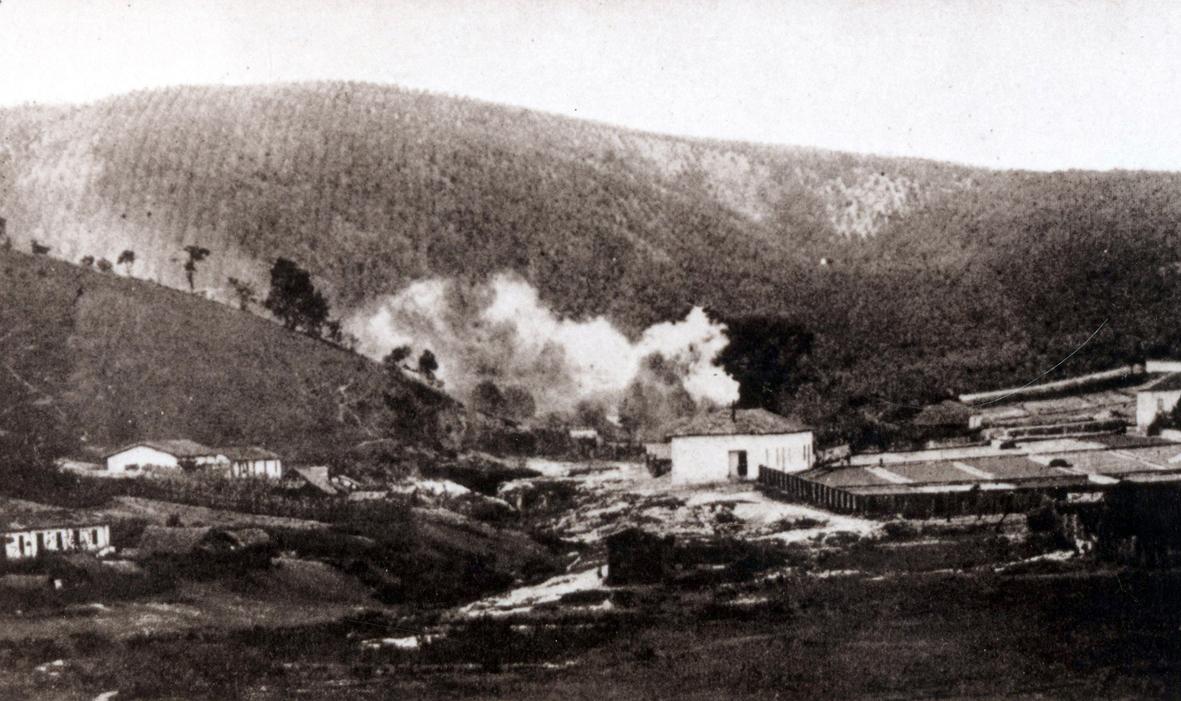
[[104, 439, 227, 474], [221, 447, 283, 479], [1137, 373, 1181, 431], [668, 409, 814, 485], [2, 521, 111, 561], [569, 427, 601, 443]]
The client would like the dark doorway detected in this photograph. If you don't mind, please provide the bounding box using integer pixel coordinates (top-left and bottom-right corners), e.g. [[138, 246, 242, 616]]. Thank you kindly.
[[729, 450, 748, 479]]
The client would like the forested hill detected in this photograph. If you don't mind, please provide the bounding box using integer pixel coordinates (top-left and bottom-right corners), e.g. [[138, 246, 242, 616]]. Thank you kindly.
[[4, 82, 1181, 443], [0, 81, 979, 324]]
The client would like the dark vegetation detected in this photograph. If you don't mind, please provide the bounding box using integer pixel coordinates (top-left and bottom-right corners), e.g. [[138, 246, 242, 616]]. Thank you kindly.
[[264, 256, 331, 336]]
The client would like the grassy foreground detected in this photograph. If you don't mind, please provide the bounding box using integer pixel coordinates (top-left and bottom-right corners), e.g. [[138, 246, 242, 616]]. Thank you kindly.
[[7, 565, 1180, 700]]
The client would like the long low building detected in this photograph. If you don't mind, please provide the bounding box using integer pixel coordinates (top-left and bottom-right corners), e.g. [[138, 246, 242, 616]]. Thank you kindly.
[[104, 439, 284, 479], [0, 502, 112, 561], [761, 434, 1181, 517], [104, 439, 227, 473]]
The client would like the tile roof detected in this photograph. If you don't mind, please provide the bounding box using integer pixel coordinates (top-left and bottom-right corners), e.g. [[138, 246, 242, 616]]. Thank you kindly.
[[0, 498, 108, 531], [667, 408, 810, 439], [1144, 373, 1181, 393], [219, 446, 280, 461], [105, 439, 220, 459], [911, 400, 971, 427], [286, 466, 339, 496]]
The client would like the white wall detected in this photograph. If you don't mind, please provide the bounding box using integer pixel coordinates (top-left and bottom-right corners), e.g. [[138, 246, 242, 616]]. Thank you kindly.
[[670, 432, 813, 485], [1138, 390, 1181, 430], [106, 446, 227, 473], [106, 446, 180, 473], [644, 442, 672, 460], [3, 524, 111, 560], [231, 459, 283, 479]]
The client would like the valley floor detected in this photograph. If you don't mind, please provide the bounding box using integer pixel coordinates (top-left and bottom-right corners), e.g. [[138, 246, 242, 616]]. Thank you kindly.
[[4, 459, 1178, 699]]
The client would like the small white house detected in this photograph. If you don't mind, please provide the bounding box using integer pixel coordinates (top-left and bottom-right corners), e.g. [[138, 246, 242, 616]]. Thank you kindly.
[[668, 409, 814, 485], [1137, 374, 1181, 431], [569, 427, 601, 443], [2, 522, 111, 561], [104, 439, 227, 474], [221, 447, 283, 479]]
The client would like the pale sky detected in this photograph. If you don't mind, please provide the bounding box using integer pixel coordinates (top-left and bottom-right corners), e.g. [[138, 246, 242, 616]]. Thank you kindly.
[[1, 0, 1180, 171]]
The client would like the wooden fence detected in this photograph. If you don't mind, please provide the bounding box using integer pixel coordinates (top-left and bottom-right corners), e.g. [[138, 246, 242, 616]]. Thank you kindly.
[[758, 466, 1078, 519], [758, 466, 860, 514]]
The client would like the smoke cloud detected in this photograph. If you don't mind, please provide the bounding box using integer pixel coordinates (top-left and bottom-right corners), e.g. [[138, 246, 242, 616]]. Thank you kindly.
[[348, 272, 739, 421]]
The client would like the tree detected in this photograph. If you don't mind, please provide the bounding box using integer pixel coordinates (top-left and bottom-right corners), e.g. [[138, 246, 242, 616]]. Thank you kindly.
[[117, 249, 136, 275], [382, 346, 413, 375], [227, 277, 257, 311], [30, 240, 49, 255], [95, 258, 113, 273], [471, 380, 506, 416], [574, 400, 608, 432], [325, 319, 343, 344], [263, 257, 330, 336], [79, 255, 94, 268], [418, 349, 439, 378], [501, 386, 537, 421], [716, 316, 815, 411], [182, 245, 211, 291]]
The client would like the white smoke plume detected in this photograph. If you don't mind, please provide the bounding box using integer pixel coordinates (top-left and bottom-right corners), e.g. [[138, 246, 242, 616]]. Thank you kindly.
[[348, 272, 740, 417]]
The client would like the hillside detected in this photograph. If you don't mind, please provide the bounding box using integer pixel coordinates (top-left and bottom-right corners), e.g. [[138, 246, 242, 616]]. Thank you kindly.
[[0, 247, 459, 459], [5, 82, 1181, 444], [0, 82, 979, 325]]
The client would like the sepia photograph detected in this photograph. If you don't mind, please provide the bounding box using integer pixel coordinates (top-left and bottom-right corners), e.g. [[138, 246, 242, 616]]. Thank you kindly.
[[2, 1, 1181, 698]]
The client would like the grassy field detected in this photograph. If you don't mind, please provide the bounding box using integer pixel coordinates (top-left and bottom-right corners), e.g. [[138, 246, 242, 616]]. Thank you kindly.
[[3, 564, 1178, 700], [0, 247, 458, 458]]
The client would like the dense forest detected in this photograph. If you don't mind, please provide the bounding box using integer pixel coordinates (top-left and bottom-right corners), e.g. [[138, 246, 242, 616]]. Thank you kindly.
[[3, 82, 1181, 445]]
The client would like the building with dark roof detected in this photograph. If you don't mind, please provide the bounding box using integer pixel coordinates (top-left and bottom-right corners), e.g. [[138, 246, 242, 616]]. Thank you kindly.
[[1, 516, 111, 562], [280, 466, 339, 496], [219, 446, 283, 480], [668, 408, 814, 485], [103, 439, 227, 474], [911, 400, 972, 429]]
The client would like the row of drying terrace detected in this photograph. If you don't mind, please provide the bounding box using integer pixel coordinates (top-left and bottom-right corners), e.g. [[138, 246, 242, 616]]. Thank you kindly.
[[759, 360, 1181, 517]]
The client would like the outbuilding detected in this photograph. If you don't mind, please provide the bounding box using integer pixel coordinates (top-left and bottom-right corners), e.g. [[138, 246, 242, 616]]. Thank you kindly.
[[1, 520, 111, 561], [104, 439, 227, 474], [221, 446, 283, 479], [668, 408, 813, 485], [280, 466, 339, 497]]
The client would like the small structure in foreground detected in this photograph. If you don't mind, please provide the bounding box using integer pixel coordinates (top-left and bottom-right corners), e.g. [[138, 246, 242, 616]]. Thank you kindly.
[[133, 526, 273, 568], [1, 518, 111, 561], [668, 408, 813, 485]]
